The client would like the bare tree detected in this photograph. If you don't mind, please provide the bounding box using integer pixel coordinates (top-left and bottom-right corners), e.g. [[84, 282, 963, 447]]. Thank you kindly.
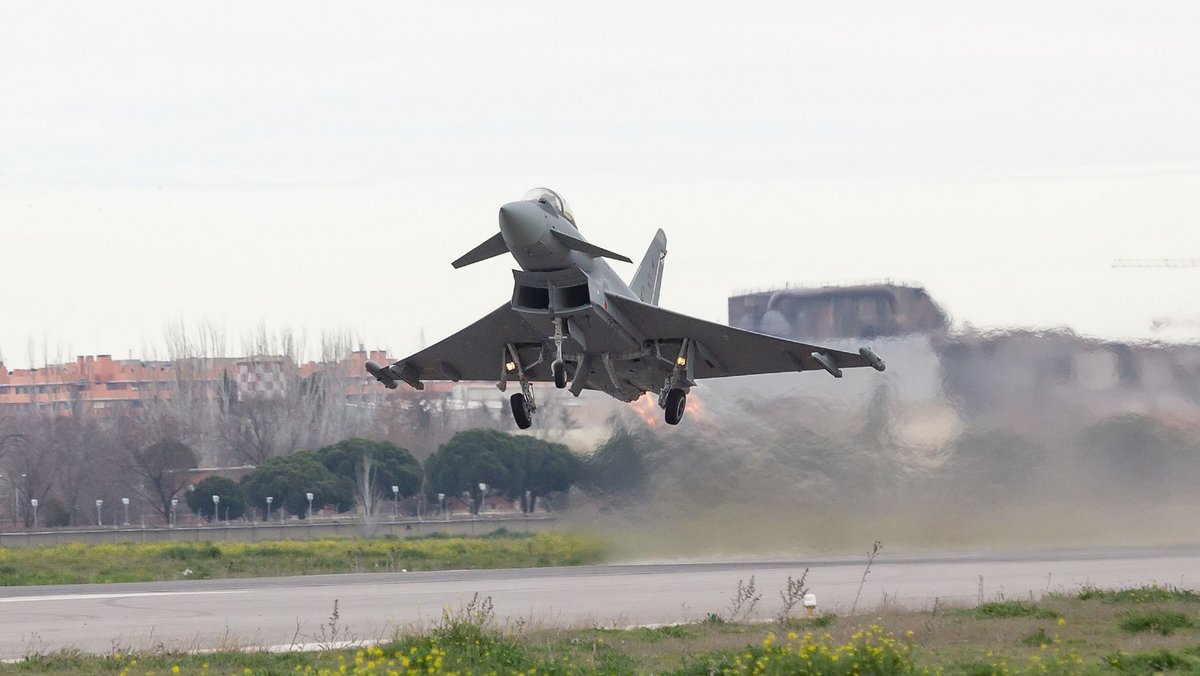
[[358, 450, 378, 536]]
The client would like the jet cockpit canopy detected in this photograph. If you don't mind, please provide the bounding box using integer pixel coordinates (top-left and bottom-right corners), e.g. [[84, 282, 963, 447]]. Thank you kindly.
[[522, 187, 576, 226]]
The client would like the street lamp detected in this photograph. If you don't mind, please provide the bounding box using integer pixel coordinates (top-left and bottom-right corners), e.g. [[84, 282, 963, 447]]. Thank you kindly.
[[392, 485, 399, 519], [121, 497, 130, 526], [265, 496, 273, 523], [525, 489, 532, 514], [95, 499, 103, 526], [19, 473, 26, 523], [477, 482, 488, 515], [212, 494, 220, 523], [306, 492, 314, 520], [438, 492, 446, 520], [170, 498, 178, 528], [30, 498, 38, 529]]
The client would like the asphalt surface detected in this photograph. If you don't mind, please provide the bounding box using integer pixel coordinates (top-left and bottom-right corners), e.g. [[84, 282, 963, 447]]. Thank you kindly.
[[1, 545, 1198, 658]]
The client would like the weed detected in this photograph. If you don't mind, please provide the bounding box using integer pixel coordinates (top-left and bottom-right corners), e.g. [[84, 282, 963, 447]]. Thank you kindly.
[[924, 596, 944, 636], [850, 539, 882, 616], [725, 576, 762, 623], [703, 612, 726, 625], [1076, 583, 1200, 604], [637, 625, 694, 642], [810, 612, 837, 628], [776, 568, 810, 624], [966, 600, 1059, 620], [437, 592, 496, 641], [1118, 609, 1195, 635], [675, 624, 914, 675], [311, 599, 357, 651], [160, 543, 222, 560], [1019, 626, 1053, 647], [1106, 648, 1199, 673]]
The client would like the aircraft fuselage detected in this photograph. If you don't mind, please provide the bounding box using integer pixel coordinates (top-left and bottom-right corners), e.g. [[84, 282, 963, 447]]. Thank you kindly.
[[497, 198, 669, 402]]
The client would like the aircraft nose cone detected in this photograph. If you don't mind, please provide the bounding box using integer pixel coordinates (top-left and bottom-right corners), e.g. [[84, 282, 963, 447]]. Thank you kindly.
[[498, 201, 547, 248]]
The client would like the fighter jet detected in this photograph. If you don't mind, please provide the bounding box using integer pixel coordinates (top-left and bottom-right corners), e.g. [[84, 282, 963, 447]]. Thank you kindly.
[[366, 188, 886, 428]]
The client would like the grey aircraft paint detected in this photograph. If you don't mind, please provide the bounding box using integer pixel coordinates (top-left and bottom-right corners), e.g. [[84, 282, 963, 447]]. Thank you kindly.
[[367, 188, 885, 428]]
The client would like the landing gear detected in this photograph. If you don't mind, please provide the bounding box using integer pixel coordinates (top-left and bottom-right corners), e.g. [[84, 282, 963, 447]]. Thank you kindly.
[[664, 388, 687, 425], [658, 339, 693, 425], [511, 393, 533, 429], [551, 318, 568, 389], [503, 343, 537, 429]]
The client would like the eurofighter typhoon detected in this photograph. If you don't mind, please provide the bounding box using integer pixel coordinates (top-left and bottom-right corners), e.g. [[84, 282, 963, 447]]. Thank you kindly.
[[367, 188, 886, 428]]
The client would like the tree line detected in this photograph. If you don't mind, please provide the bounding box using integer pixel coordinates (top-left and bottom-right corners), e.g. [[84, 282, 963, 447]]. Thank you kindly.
[[0, 418, 582, 528], [188, 431, 580, 522]]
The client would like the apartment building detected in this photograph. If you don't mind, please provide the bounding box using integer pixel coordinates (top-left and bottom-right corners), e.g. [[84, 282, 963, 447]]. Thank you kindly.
[[0, 350, 397, 416]]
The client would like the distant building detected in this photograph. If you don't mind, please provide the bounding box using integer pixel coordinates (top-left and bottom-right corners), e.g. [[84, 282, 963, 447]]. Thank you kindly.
[[729, 283, 949, 341], [728, 282, 1200, 432], [0, 350, 398, 416]]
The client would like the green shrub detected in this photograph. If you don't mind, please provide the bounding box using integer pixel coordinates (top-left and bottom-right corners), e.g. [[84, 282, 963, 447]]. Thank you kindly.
[[969, 600, 1059, 620], [1106, 648, 1198, 673], [1019, 626, 1053, 647], [1118, 609, 1194, 635], [1077, 583, 1200, 604], [676, 627, 916, 675], [637, 625, 695, 642], [160, 543, 222, 560]]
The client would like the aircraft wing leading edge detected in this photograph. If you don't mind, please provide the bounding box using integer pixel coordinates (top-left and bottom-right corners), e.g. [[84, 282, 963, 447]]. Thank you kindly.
[[605, 293, 882, 380], [382, 304, 550, 386]]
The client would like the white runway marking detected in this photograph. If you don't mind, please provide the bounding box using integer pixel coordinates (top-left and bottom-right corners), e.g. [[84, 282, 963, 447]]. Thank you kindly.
[[0, 590, 249, 604]]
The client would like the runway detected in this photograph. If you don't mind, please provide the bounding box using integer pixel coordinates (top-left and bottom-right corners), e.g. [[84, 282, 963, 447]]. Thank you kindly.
[[1, 545, 1197, 658]]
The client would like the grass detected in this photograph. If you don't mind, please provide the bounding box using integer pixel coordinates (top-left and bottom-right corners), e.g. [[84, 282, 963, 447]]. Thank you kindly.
[[1074, 583, 1200, 604], [1104, 647, 1200, 673], [7, 584, 1200, 673], [0, 531, 607, 586], [962, 600, 1061, 620], [1118, 609, 1195, 635]]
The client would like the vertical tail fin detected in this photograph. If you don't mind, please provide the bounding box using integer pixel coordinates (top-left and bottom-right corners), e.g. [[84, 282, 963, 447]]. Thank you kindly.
[[630, 229, 667, 305]]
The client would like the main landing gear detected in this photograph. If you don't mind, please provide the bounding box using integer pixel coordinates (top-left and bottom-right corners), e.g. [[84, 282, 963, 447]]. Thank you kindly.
[[663, 387, 687, 425], [503, 344, 537, 430], [658, 339, 693, 426], [511, 392, 533, 429], [551, 318, 568, 389]]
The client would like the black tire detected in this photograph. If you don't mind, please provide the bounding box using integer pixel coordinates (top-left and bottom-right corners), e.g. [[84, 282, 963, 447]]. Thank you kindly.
[[511, 393, 532, 429], [664, 388, 687, 425], [552, 360, 568, 389]]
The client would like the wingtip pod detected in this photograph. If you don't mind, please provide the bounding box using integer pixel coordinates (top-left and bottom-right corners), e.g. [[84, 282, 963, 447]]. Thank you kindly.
[[364, 360, 398, 389], [859, 347, 886, 372]]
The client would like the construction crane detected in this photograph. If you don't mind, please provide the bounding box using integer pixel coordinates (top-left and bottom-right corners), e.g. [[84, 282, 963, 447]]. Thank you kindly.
[[1111, 258, 1199, 332], [1111, 258, 1200, 268]]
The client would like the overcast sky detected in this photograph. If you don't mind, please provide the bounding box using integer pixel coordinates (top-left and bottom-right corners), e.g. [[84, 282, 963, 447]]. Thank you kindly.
[[2, 2, 1199, 368]]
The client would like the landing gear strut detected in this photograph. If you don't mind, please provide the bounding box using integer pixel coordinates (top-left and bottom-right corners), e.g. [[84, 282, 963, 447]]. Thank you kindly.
[[658, 338, 693, 426], [551, 318, 568, 389], [503, 343, 537, 429]]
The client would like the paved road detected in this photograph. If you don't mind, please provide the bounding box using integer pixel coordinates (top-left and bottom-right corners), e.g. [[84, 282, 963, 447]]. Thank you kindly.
[[1, 546, 1198, 658]]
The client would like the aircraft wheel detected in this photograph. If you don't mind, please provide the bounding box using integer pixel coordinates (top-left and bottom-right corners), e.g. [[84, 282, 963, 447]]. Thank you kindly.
[[511, 393, 533, 429], [552, 360, 568, 389], [664, 388, 687, 425]]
